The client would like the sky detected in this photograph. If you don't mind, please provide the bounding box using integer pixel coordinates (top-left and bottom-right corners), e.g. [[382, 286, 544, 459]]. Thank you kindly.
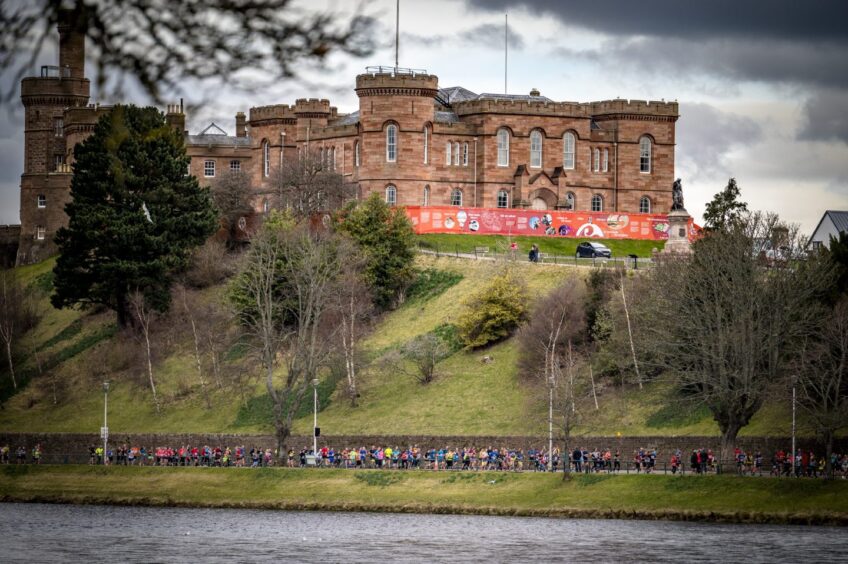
[[1, 0, 847, 233]]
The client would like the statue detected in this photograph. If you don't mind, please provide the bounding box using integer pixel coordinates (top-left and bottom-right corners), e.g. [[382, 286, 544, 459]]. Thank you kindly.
[[671, 178, 685, 211]]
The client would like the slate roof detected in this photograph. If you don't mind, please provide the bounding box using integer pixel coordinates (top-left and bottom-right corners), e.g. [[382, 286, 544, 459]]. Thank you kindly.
[[825, 210, 848, 233], [434, 110, 459, 124], [477, 92, 553, 102], [333, 110, 360, 126], [438, 86, 478, 104], [187, 122, 251, 147]]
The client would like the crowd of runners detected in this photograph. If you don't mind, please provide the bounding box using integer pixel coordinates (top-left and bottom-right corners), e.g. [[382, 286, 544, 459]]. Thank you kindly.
[[1, 443, 846, 477]]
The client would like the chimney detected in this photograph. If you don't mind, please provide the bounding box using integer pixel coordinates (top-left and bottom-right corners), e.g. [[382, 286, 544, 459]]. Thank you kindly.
[[57, 8, 85, 79], [165, 99, 186, 134], [529, 88, 540, 97], [235, 112, 246, 137]]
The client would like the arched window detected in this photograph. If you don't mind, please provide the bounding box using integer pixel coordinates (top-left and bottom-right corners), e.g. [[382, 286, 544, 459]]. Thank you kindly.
[[640, 196, 651, 214], [530, 130, 543, 168], [591, 194, 603, 212], [639, 136, 651, 173], [451, 188, 463, 206], [446, 142, 452, 165], [386, 124, 397, 162], [423, 185, 430, 206], [354, 141, 360, 167], [565, 192, 575, 211], [320, 147, 326, 168], [603, 148, 609, 172], [331, 147, 336, 171], [453, 142, 460, 166], [423, 126, 429, 164], [563, 132, 575, 170], [497, 190, 509, 208], [262, 140, 270, 177], [497, 128, 509, 167], [462, 142, 469, 166], [593, 148, 600, 172], [385, 185, 397, 206]]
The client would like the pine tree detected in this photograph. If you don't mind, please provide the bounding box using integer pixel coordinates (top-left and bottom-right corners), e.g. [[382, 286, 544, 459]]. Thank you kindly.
[[51, 105, 217, 326], [703, 177, 748, 232]]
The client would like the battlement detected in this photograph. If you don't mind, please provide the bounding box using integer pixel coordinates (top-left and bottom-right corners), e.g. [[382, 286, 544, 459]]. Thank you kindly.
[[355, 70, 439, 97], [590, 99, 679, 117], [20, 76, 89, 102], [453, 97, 590, 118], [249, 104, 296, 122], [63, 104, 111, 127], [294, 98, 331, 115]]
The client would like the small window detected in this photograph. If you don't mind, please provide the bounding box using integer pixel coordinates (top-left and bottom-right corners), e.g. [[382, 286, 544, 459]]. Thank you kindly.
[[497, 190, 509, 208], [423, 185, 430, 206], [563, 132, 575, 170], [603, 149, 609, 173], [385, 185, 397, 206], [37, 194, 46, 208], [640, 196, 651, 214], [54, 118, 63, 137], [565, 192, 575, 211], [446, 142, 452, 165], [36, 225, 45, 240], [204, 160, 216, 177], [263, 199, 270, 213], [355, 141, 360, 167], [530, 130, 542, 168], [497, 129, 509, 167], [230, 160, 241, 171], [263, 140, 270, 177], [451, 188, 463, 207], [54, 154, 64, 170], [462, 142, 469, 166], [591, 194, 603, 212], [453, 142, 460, 166], [593, 148, 600, 172], [423, 127, 429, 164], [640, 136, 651, 173], [386, 124, 397, 162]]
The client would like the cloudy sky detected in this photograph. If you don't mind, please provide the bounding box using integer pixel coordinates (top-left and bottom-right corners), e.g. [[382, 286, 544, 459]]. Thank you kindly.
[[2, 0, 847, 233]]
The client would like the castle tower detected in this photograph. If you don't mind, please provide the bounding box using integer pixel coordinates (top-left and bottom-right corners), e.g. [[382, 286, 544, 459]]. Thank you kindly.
[[17, 9, 90, 264]]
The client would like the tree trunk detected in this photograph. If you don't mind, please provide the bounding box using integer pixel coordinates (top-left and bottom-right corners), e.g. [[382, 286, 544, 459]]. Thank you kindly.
[[719, 421, 743, 467], [4, 339, 15, 390], [143, 326, 160, 413], [620, 276, 642, 389], [825, 430, 834, 479], [182, 289, 209, 408]]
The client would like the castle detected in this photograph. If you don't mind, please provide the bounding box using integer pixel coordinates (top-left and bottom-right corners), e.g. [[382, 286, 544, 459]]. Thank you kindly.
[[17, 13, 679, 264]]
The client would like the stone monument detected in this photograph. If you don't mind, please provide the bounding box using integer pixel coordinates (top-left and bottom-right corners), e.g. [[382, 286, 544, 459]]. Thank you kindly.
[[663, 178, 692, 254]]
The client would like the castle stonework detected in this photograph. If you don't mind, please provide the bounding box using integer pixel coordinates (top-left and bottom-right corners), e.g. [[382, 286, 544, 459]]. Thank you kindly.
[[18, 20, 678, 264]]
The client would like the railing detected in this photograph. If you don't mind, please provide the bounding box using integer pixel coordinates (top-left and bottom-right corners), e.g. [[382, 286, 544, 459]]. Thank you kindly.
[[418, 242, 653, 269], [364, 66, 430, 77], [40, 65, 71, 78]]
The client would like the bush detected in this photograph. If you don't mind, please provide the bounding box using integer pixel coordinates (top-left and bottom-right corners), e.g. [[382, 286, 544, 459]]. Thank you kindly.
[[456, 271, 527, 349]]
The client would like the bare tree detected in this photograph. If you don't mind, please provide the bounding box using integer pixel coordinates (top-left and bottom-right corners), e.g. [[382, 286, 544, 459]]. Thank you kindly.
[[794, 299, 848, 477], [129, 290, 160, 413], [176, 284, 210, 408], [638, 212, 832, 462], [384, 333, 452, 385], [0, 269, 38, 390], [0, 1, 375, 104], [266, 150, 356, 219], [211, 170, 255, 249]]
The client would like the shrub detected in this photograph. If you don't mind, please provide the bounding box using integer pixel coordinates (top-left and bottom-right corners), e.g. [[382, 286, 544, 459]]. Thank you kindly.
[[456, 271, 527, 349]]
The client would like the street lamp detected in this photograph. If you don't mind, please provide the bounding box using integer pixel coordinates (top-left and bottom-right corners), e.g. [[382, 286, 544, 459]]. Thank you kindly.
[[280, 131, 286, 170], [312, 378, 320, 455], [102, 381, 109, 466]]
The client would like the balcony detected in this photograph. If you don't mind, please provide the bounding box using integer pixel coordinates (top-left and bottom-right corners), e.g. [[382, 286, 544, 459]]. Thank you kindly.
[[40, 65, 71, 78]]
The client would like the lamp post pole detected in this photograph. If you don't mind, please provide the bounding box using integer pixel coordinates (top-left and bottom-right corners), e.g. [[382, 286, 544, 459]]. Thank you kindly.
[[102, 381, 109, 466], [280, 131, 286, 170], [312, 378, 320, 455], [473, 137, 478, 207]]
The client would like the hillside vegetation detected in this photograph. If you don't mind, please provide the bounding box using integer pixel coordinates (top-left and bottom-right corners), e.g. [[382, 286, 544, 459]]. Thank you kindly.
[[0, 252, 809, 438]]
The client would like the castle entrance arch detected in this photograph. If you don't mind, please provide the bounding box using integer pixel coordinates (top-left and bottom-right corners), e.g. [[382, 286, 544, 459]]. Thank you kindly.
[[531, 198, 548, 210]]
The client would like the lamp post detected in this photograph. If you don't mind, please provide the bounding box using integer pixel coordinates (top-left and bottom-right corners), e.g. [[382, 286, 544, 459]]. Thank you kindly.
[[102, 381, 109, 466], [280, 131, 286, 170], [312, 378, 320, 455]]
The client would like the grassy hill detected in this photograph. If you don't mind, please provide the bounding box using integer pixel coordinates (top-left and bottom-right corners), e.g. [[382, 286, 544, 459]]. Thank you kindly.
[[0, 249, 810, 438]]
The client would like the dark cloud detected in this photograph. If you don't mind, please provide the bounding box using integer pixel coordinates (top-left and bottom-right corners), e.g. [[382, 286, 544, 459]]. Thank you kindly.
[[799, 89, 848, 144], [404, 23, 524, 51]]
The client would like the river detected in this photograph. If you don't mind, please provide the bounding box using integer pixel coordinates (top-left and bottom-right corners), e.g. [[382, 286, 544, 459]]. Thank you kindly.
[[2, 503, 846, 562]]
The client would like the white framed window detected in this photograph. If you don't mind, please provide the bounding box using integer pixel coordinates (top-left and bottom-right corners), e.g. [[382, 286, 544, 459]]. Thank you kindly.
[[530, 130, 542, 168], [640, 136, 651, 173], [37, 194, 46, 208], [36, 225, 45, 240], [453, 142, 460, 166], [497, 128, 509, 167], [54, 154, 64, 170], [355, 141, 360, 167], [385, 185, 397, 206], [593, 148, 600, 172], [451, 188, 463, 206], [263, 199, 270, 213], [640, 196, 651, 214], [386, 124, 397, 162], [563, 132, 575, 170], [446, 142, 452, 165], [423, 127, 429, 164], [263, 140, 270, 177], [462, 142, 469, 166], [497, 190, 509, 208], [204, 160, 216, 177], [423, 185, 430, 206], [54, 118, 63, 137], [230, 160, 240, 171], [565, 192, 575, 211], [591, 194, 603, 212], [603, 149, 609, 173]]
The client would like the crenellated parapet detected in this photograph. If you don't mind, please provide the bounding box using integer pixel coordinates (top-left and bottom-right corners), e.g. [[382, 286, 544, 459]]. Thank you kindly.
[[590, 99, 679, 122], [249, 104, 296, 125], [294, 98, 331, 118], [63, 105, 111, 135], [453, 98, 590, 118], [355, 71, 439, 98], [20, 76, 89, 107]]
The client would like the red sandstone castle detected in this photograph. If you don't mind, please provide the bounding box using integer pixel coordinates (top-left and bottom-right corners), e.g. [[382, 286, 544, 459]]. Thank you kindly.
[[17, 14, 678, 264]]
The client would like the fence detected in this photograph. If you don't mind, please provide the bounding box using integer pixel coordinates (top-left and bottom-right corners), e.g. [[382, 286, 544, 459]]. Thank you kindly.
[[418, 243, 652, 270]]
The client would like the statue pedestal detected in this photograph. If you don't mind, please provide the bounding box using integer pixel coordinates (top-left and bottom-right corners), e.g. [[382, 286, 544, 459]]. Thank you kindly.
[[663, 209, 692, 255]]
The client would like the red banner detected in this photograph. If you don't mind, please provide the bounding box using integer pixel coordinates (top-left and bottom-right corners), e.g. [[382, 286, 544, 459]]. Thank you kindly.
[[406, 206, 698, 241]]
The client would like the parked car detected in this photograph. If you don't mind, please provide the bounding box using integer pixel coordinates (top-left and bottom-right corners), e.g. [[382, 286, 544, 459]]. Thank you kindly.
[[576, 241, 612, 258]]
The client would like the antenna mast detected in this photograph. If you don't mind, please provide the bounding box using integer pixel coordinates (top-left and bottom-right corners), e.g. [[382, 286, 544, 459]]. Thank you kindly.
[[395, 0, 400, 70], [504, 13, 508, 94]]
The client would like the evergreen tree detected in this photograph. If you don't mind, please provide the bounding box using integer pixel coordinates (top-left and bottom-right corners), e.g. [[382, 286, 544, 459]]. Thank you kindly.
[[703, 177, 748, 232], [335, 193, 416, 309], [52, 105, 217, 327]]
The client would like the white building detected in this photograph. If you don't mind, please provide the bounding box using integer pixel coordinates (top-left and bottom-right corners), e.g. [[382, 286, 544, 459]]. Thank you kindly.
[[808, 210, 848, 250]]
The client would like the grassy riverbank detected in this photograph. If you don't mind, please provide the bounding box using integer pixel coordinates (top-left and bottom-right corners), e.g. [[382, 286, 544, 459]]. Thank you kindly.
[[2, 466, 847, 525]]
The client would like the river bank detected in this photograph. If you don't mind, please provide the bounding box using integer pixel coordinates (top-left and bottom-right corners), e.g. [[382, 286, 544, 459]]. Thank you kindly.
[[2, 465, 847, 525]]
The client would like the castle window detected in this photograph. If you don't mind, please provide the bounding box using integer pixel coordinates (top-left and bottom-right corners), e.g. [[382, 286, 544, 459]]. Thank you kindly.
[[263, 140, 270, 177], [54, 154, 64, 170], [230, 160, 241, 171], [386, 124, 397, 162], [423, 127, 429, 164], [453, 142, 460, 166], [640, 196, 652, 214], [497, 128, 509, 167], [565, 192, 575, 211], [263, 199, 270, 213], [591, 194, 603, 212], [446, 142, 452, 165], [36, 225, 45, 240], [593, 148, 600, 172], [563, 132, 575, 170], [530, 130, 542, 168], [37, 194, 46, 208], [385, 185, 397, 206], [640, 136, 651, 173], [204, 160, 216, 177], [462, 142, 469, 166], [331, 147, 336, 171], [497, 190, 509, 208], [54, 118, 63, 137], [603, 149, 609, 172], [423, 185, 430, 206], [355, 141, 360, 167], [451, 188, 463, 206]]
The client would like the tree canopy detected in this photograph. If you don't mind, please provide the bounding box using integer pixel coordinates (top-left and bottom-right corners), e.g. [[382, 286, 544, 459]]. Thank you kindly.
[[52, 104, 218, 326], [703, 178, 748, 232]]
